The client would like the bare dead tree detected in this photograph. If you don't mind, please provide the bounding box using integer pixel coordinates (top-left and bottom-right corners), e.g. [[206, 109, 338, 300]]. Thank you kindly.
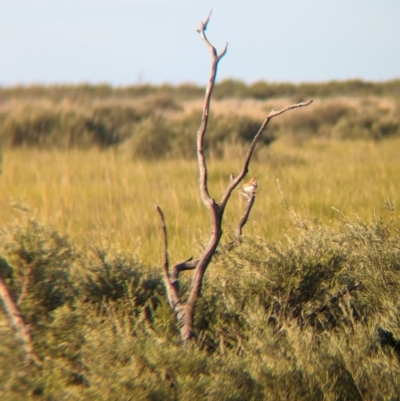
[[155, 12, 313, 342]]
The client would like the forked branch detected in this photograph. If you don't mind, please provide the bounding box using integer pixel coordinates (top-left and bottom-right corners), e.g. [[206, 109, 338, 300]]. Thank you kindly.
[[196, 10, 228, 206], [154, 204, 199, 310], [220, 100, 312, 206], [155, 12, 313, 342]]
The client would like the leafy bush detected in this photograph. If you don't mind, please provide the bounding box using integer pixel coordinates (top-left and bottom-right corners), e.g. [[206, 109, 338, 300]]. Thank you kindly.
[[1, 107, 70, 148], [169, 110, 275, 159], [259, 97, 400, 142], [0, 213, 75, 324], [2, 79, 400, 102], [0, 106, 113, 149], [0, 92, 181, 150], [1, 206, 400, 399], [128, 111, 274, 160], [85, 105, 141, 148], [1, 84, 400, 153], [131, 116, 174, 159], [332, 114, 400, 141]]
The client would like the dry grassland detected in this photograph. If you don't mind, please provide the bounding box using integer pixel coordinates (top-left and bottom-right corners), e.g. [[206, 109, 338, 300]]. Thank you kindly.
[[1, 135, 399, 266]]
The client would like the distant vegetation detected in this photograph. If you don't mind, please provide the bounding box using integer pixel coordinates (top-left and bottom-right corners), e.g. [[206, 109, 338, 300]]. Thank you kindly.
[[2, 78, 400, 101], [1, 80, 400, 156]]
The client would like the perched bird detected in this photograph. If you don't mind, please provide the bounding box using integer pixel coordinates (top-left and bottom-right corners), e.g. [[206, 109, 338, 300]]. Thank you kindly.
[[238, 177, 258, 195]]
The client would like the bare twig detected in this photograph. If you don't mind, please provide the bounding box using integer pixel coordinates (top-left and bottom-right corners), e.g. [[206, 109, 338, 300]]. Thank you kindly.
[[220, 100, 313, 207], [235, 192, 256, 240], [170, 257, 198, 283], [0, 277, 39, 364], [154, 203, 181, 309], [153, 203, 169, 278]]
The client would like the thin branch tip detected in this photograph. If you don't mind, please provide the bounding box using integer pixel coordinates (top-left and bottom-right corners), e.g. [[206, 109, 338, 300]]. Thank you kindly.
[[204, 9, 212, 29], [219, 42, 228, 58], [267, 99, 313, 118], [197, 10, 212, 33]]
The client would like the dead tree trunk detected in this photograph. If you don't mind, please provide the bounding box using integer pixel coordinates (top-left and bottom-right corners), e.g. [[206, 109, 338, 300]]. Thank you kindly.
[[155, 11, 312, 342]]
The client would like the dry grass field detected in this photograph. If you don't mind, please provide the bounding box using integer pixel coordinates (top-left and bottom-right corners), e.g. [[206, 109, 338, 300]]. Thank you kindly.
[[1, 134, 399, 267]]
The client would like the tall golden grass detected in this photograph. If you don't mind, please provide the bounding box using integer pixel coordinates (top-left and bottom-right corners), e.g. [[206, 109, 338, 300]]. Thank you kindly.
[[1, 136, 399, 266]]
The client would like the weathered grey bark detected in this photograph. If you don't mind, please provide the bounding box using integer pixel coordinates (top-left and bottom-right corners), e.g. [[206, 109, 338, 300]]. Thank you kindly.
[[155, 12, 313, 342]]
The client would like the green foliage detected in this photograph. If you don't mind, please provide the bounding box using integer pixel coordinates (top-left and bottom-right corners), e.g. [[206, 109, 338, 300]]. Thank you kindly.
[[0, 91, 182, 150], [213, 79, 248, 99], [0, 213, 75, 325], [129, 111, 273, 160], [0, 105, 145, 150], [2, 79, 400, 102], [1, 207, 400, 399], [131, 116, 174, 160], [332, 114, 400, 141], [254, 97, 400, 142], [85, 104, 140, 147]]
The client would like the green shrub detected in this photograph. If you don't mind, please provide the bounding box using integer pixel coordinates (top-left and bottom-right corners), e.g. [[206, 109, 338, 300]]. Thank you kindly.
[[1, 200, 400, 399], [213, 79, 248, 99], [0, 94, 181, 150], [0, 213, 75, 325], [1, 83, 400, 153], [131, 116, 174, 159], [1, 107, 65, 148], [333, 114, 400, 141], [85, 105, 141, 148], [169, 111, 275, 159], [0, 107, 102, 149]]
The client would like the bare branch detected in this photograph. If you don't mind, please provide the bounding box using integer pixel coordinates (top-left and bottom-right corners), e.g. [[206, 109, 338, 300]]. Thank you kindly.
[[0, 277, 39, 364], [235, 192, 256, 240], [196, 10, 212, 33], [153, 203, 169, 278], [196, 12, 228, 207], [154, 203, 181, 309], [268, 100, 313, 118], [171, 257, 198, 283], [197, 11, 228, 60], [220, 100, 313, 206]]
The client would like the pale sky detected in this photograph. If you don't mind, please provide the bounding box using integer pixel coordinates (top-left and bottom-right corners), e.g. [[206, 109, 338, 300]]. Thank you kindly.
[[1, 0, 400, 86]]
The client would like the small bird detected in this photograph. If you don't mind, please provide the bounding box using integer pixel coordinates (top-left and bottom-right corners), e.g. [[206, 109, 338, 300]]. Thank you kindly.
[[238, 177, 258, 195]]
